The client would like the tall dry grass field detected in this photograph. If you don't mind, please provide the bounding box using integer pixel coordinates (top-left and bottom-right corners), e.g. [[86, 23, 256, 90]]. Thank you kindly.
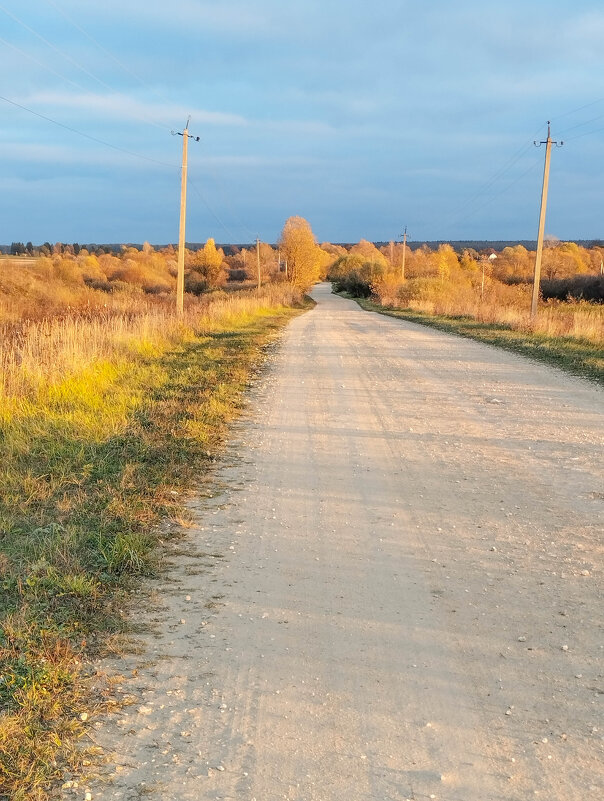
[[366, 269, 602, 345], [400, 292, 604, 345], [0, 285, 298, 402]]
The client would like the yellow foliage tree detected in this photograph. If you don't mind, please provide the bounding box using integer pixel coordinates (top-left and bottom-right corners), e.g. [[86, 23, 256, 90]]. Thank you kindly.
[[278, 216, 321, 290], [350, 239, 388, 267], [435, 243, 458, 282], [189, 238, 226, 290]]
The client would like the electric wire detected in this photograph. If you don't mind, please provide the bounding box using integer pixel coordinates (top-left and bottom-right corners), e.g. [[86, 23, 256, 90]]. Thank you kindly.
[[551, 96, 604, 124], [0, 2, 169, 133], [444, 128, 544, 229], [450, 157, 543, 232], [452, 141, 532, 212], [1, 91, 257, 244], [194, 161, 257, 242], [0, 3, 118, 94], [0, 93, 178, 169], [40, 0, 175, 120], [189, 178, 238, 242], [1, 6, 258, 244], [557, 113, 604, 137], [564, 124, 604, 142], [0, 33, 88, 92]]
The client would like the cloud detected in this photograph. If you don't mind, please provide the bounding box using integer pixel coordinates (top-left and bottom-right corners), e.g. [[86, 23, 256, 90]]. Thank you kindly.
[[198, 154, 325, 169], [23, 91, 249, 128], [59, 0, 279, 37], [567, 11, 604, 60], [21, 90, 337, 135], [0, 141, 176, 171]]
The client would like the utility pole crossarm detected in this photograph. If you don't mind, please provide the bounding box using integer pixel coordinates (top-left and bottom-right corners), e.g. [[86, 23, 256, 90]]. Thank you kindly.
[[172, 117, 201, 316]]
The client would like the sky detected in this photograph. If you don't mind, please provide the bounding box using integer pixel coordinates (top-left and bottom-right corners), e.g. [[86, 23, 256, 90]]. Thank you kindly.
[[1, 0, 603, 245]]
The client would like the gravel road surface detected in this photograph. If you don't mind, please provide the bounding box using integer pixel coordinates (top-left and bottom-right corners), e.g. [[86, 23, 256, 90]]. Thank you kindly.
[[84, 283, 603, 801]]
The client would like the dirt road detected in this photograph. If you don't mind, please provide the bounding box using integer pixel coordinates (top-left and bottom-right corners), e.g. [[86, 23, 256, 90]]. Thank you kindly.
[[86, 283, 603, 801]]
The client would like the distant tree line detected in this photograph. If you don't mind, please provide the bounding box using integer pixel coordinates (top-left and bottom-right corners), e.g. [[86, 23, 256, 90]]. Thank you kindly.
[[3, 230, 603, 305], [2, 242, 123, 257], [329, 239, 604, 305]]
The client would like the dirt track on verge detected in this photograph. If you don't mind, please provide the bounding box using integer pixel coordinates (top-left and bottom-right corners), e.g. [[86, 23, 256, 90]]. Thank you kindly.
[[82, 283, 603, 801]]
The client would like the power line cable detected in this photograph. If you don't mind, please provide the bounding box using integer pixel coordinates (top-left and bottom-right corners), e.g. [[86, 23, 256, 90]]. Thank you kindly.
[[0, 93, 178, 169], [40, 0, 175, 117], [0, 3, 117, 93], [0, 33, 88, 92], [557, 113, 604, 137], [451, 157, 543, 232], [188, 178, 239, 242], [551, 96, 604, 124], [564, 124, 604, 142], [445, 128, 544, 229], [0, 2, 169, 133], [194, 162, 257, 241]]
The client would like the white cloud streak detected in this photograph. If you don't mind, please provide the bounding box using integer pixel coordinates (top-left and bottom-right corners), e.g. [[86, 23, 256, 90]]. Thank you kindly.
[[23, 91, 249, 128]]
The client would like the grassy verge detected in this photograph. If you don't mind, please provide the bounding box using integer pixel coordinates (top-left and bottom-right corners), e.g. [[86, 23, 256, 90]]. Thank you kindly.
[[0, 291, 311, 800], [351, 296, 604, 384]]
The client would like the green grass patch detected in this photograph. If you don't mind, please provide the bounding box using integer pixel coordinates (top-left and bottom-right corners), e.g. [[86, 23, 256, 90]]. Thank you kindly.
[[353, 297, 604, 384], [0, 296, 309, 800]]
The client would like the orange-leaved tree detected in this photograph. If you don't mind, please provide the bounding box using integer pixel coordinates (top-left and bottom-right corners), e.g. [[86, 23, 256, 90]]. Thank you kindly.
[[188, 238, 226, 291], [278, 216, 322, 290]]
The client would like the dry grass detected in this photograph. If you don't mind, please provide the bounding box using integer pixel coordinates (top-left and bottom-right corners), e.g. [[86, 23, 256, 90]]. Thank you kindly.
[[0, 255, 157, 323], [406, 295, 603, 345], [0, 285, 298, 402], [371, 274, 603, 347]]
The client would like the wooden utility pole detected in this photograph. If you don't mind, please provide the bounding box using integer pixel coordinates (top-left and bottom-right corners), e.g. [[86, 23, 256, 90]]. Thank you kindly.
[[389, 240, 394, 265], [173, 117, 200, 316], [480, 256, 487, 301], [401, 227, 408, 281], [176, 124, 188, 315], [256, 237, 261, 289], [531, 122, 562, 320]]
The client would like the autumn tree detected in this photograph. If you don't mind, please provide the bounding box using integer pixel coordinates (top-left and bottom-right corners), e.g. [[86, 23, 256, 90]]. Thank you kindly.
[[257, 241, 279, 282], [224, 248, 249, 282], [495, 245, 531, 280], [542, 241, 590, 280], [459, 248, 479, 274], [315, 246, 334, 280], [278, 216, 322, 290], [350, 239, 388, 267], [188, 238, 226, 291], [435, 243, 458, 282], [320, 242, 347, 259]]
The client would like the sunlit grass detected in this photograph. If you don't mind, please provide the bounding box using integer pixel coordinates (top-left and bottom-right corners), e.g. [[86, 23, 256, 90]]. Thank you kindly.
[[405, 295, 603, 345]]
